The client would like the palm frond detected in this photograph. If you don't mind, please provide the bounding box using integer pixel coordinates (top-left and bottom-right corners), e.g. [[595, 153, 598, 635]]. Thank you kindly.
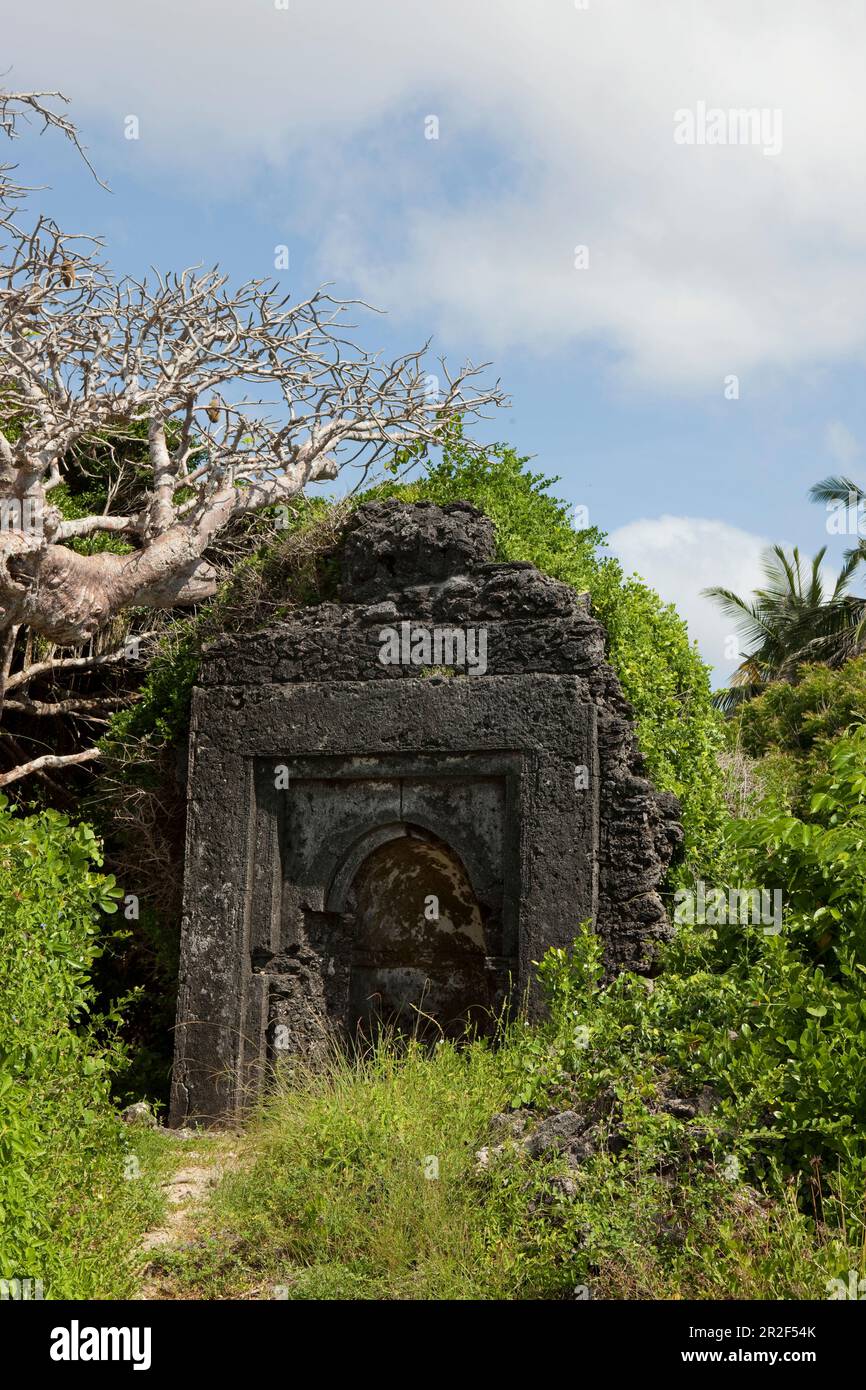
[[809, 475, 863, 506]]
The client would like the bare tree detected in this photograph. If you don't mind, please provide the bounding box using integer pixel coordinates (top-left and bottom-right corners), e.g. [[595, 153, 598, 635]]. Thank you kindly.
[[0, 90, 505, 784]]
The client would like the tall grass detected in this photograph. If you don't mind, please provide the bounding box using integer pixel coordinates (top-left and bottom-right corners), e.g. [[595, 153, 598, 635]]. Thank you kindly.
[[159, 1024, 861, 1302], [171, 1036, 514, 1300]]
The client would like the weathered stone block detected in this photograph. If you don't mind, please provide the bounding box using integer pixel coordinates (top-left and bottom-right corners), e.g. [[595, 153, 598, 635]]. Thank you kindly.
[[170, 501, 681, 1126]]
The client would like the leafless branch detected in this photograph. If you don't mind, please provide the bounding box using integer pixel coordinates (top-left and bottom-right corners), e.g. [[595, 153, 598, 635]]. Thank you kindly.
[[0, 745, 101, 786]]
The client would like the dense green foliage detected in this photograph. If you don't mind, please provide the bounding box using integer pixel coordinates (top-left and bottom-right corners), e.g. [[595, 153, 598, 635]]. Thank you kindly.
[[724, 656, 866, 815], [735, 654, 866, 759], [716, 731, 866, 1184], [0, 798, 165, 1295]]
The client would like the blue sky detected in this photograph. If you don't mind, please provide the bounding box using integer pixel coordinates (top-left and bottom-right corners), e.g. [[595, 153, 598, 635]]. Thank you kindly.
[[6, 0, 866, 681]]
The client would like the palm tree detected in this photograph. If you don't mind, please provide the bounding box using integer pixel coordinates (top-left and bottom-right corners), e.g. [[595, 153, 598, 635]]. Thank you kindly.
[[807, 473, 866, 664], [809, 473, 866, 567], [703, 545, 865, 712]]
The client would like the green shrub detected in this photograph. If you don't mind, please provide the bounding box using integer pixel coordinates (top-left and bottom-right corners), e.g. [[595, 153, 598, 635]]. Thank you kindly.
[[733, 657, 866, 760], [520, 721, 866, 1210], [712, 727, 866, 1188], [725, 657, 866, 818], [499, 926, 864, 1293], [0, 798, 162, 1296]]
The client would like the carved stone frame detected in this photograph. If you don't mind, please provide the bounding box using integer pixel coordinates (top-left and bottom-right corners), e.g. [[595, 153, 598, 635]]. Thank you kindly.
[[170, 672, 598, 1126]]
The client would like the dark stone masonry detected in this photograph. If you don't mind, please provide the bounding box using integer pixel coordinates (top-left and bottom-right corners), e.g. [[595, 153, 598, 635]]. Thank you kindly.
[[170, 499, 682, 1126]]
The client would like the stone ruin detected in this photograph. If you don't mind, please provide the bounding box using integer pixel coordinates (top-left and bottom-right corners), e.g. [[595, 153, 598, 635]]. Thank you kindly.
[[170, 500, 682, 1126]]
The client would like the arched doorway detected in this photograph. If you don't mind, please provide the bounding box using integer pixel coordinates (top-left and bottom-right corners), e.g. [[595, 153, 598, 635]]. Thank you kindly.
[[346, 827, 494, 1043]]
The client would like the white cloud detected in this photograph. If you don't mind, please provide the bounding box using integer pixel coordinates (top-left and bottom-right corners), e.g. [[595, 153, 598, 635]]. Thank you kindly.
[[9, 2, 866, 386], [608, 515, 774, 678]]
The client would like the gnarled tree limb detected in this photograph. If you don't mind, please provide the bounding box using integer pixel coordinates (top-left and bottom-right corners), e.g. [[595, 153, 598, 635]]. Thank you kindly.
[[0, 88, 506, 785]]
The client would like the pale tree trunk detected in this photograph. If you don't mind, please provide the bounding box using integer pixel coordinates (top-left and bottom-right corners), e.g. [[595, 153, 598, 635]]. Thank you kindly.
[[0, 89, 506, 785]]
